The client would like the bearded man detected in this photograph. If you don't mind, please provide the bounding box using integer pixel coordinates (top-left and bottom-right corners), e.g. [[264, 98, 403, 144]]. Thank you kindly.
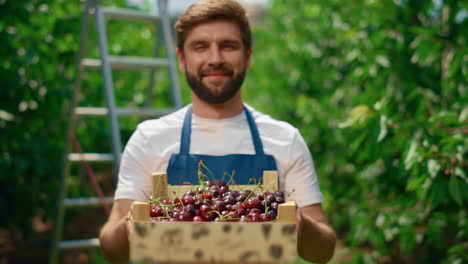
[[99, 0, 336, 263]]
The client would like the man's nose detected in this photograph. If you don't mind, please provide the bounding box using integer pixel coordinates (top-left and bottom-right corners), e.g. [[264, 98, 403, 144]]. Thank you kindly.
[[207, 47, 224, 66]]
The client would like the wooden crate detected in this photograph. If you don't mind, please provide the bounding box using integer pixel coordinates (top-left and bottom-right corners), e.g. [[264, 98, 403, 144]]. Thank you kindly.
[[130, 171, 297, 264]]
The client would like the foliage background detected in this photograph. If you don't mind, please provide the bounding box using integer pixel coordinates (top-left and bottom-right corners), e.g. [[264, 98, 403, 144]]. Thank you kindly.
[[1, 0, 466, 263]]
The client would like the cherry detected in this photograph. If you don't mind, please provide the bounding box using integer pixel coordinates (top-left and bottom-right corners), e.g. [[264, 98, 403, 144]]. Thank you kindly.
[[193, 216, 204, 222], [194, 198, 203, 208], [201, 212, 216, 221], [199, 204, 212, 214], [178, 212, 193, 222], [267, 210, 277, 220], [150, 204, 163, 217], [184, 204, 196, 217], [444, 169, 451, 179], [221, 210, 230, 217], [249, 208, 262, 215], [270, 202, 279, 211], [265, 194, 276, 204], [236, 207, 246, 216], [182, 194, 195, 205], [173, 197, 182, 206], [148, 181, 286, 222], [214, 200, 226, 212], [247, 213, 260, 222], [202, 191, 212, 200], [236, 194, 247, 202], [203, 199, 213, 205], [210, 189, 221, 198], [220, 185, 229, 194], [223, 195, 236, 205], [246, 197, 261, 209], [274, 191, 284, 197], [275, 196, 285, 204], [210, 185, 220, 192], [172, 211, 181, 219], [259, 213, 273, 222]]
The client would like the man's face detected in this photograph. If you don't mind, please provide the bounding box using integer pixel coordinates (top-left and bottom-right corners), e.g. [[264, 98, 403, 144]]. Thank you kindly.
[[177, 20, 251, 104]]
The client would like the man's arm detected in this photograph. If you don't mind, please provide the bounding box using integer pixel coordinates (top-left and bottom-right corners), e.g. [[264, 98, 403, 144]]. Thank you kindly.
[[99, 199, 134, 263], [297, 203, 336, 263]]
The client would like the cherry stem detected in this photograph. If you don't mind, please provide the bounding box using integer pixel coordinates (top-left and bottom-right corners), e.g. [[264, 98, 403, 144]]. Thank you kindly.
[[225, 170, 236, 186], [172, 191, 185, 210], [286, 188, 295, 198], [242, 183, 262, 206]]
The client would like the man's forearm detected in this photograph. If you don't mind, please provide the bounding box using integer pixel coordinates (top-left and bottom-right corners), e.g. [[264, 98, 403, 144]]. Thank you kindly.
[[297, 208, 336, 263], [99, 217, 130, 263]]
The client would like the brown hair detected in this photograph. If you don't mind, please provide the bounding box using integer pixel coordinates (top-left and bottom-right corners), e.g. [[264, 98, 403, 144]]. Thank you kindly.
[[174, 0, 252, 52]]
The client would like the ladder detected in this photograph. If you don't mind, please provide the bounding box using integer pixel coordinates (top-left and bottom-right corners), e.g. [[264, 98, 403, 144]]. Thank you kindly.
[[50, 0, 182, 263]]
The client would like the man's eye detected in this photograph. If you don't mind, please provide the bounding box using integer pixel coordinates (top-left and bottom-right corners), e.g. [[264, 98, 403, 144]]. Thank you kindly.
[[194, 45, 206, 51]]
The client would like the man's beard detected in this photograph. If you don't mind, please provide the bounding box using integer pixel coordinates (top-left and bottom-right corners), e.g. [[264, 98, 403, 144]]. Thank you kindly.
[[185, 65, 246, 104]]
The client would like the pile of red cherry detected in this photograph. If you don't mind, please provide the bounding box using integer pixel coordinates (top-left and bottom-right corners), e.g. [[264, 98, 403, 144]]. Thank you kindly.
[[149, 179, 285, 222]]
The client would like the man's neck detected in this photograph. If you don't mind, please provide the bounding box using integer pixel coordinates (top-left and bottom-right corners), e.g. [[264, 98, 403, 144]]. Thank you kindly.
[[191, 93, 244, 119]]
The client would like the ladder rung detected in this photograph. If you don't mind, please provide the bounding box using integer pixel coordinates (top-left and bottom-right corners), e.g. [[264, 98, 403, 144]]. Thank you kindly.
[[59, 238, 100, 249], [75, 107, 176, 117], [101, 8, 160, 23], [82, 56, 169, 70], [68, 153, 114, 163], [64, 197, 114, 208]]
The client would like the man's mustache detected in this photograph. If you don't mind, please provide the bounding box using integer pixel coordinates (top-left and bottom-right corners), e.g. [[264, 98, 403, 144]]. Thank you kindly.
[[200, 66, 233, 77]]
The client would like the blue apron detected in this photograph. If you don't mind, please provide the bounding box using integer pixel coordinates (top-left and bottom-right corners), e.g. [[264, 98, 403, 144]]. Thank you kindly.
[[167, 105, 277, 185]]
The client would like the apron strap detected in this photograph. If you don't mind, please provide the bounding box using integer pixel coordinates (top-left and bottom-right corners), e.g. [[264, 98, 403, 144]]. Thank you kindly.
[[180, 106, 193, 155], [179, 105, 265, 155], [243, 105, 265, 155]]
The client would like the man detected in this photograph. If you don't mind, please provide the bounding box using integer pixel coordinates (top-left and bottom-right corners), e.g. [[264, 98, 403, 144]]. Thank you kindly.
[[99, 0, 336, 263]]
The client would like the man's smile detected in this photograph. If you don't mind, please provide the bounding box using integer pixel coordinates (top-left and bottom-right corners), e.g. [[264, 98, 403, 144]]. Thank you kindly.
[[202, 72, 230, 80]]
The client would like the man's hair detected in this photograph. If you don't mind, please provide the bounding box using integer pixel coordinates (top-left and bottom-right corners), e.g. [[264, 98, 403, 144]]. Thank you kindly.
[[174, 0, 252, 52]]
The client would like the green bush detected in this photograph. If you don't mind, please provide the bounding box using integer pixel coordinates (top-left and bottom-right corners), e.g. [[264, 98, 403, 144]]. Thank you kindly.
[[245, 0, 467, 263]]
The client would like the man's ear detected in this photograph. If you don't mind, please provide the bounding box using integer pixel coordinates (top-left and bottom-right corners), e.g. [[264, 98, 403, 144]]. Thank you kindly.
[[176, 48, 185, 73], [245, 49, 252, 69]]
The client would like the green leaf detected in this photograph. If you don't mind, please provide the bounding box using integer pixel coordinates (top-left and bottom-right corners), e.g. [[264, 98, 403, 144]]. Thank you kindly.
[[399, 226, 416, 253], [338, 105, 374, 128], [449, 175, 464, 207], [430, 177, 449, 208], [406, 175, 425, 192], [454, 167, 467, 181], [429, 111, 460, 126]]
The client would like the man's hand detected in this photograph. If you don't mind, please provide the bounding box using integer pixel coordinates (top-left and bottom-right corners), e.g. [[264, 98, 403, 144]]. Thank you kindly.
[[99, 199, 134, 264], [297, 204, 336, 263]]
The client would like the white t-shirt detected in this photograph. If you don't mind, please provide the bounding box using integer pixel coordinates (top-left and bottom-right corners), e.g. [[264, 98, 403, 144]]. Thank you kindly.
[[115, 104, 323, 207]]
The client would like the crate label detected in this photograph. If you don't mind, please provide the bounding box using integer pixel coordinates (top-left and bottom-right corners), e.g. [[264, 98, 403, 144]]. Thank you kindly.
[[130, 222, 297, 263]]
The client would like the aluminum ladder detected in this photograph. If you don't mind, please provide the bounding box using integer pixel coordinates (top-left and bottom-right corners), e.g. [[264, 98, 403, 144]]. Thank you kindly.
[[49, 0, 182, 263]]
